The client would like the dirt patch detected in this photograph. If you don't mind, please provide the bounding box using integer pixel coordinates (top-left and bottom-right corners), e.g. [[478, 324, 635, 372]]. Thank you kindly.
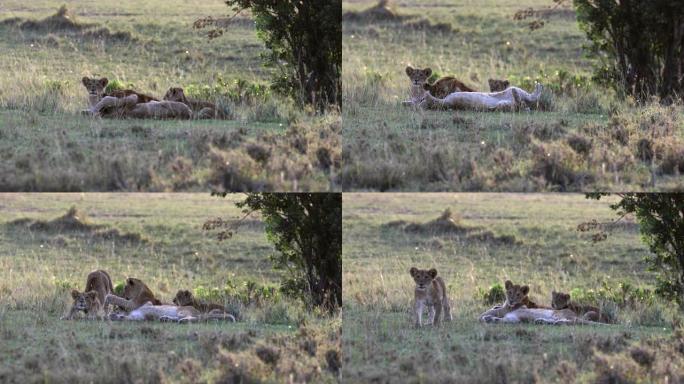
[[1, 6, 135, 43], [383, 208, 519, 245], [7, 206, 146, 244]]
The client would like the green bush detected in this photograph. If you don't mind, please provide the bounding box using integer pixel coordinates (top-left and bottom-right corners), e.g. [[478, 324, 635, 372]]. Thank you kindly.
[[477, 283, 506, 305]]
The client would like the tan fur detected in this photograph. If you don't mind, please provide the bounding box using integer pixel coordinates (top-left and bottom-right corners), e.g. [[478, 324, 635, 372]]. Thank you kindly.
[[81, 77, 157, 108], [488, 78, 510, 92], [108, 302, 236, 323], [81, 76, 191, 119], [104, 277, 162, 312], [163, 87, 226, 119], [62, 269, 113, 320], [483, 307, 604, 325], [410, 267, 452, 327], [552, 291, 610, 323], [480, 282, 606, 325], [405, 66, 475, 101], [173, 289, 227, 313], [419, 83, 543, 111]]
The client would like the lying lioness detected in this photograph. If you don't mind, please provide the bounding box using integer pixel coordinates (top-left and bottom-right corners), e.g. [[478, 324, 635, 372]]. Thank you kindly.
[[81, 76, 191, 119], [418, 83, 543, 111]]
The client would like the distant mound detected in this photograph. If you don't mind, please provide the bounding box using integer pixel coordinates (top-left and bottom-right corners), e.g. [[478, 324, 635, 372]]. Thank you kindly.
[[0, 5, 135, 44], [7, 206, 145, 244], [383, 208, 519, 245], [343, 1, 457, 34], [343, 0, 408, 22]]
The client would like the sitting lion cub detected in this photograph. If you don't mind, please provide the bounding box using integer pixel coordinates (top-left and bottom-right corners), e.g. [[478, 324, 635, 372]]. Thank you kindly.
[[405, 66, 475, 102], [163, 87, 227, 119], [62, 269, 113, 320], [173, 289, 227, 313], [410, 267, 452, 327]]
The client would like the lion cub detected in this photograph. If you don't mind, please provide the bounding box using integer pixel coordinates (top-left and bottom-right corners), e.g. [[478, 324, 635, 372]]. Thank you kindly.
[[163, 87, 227, 119], [81, 77, 157, 109], [62, 269, 113, 320], [504, 280, 549, 309], [410, 267, 452, 327], [173, 289, 227, 313], [551, 291, 609, 322], [405, 66, 475, 100], [488, 78, 510, 92]]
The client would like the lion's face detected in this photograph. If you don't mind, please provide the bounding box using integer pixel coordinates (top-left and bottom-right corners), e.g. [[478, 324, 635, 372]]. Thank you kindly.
[[488, 78, 510, 92], [410, 267, 438, 290], [405, 66, 432, 87], [173, 290, 193, 306], [81, 77, 108, 98], [70, 289, 99, 312], [504, 280, 529, 307], [163, 87, 186, 102], [551, 291, 570, 309], [123, 277, 146, 300]]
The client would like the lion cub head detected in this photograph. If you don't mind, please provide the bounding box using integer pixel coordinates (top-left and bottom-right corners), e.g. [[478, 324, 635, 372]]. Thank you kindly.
[[410, 267, 438, 290], [70, 289, 101, 314], [163, 87, 188, 103], [488, 78, 510, 92], [405, 66, 433, 87], [172, 289, 194, 306], [551, 291, 571, 309], [82, 77, 108, 97], [504, 280, 529, 307], [124, 277, 161, 305]]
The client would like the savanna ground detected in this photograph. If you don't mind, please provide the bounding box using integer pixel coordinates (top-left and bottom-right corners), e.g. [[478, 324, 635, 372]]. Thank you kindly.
[[0, 193, 340, 383], [0, 1, 340, 192], [343, 193, 684, 383], [342, 0, 684, 191]]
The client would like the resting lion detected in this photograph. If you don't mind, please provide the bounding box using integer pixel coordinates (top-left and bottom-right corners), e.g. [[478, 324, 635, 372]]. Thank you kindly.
[[103, 277, 162, 312], [173, 289, 227, 313], [108, 302, 236, 323], [404, 66, 475, 105], [479, 280, 605, 325], [163, 87, 228, 119], [62, 269, 113, 320], [551, 290, 612, 323], [419, 83, 543, 111], [81, 76, 191, 119]]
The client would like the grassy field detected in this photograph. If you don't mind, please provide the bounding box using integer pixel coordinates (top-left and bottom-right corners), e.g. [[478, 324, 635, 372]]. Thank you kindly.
[[0, 1, 340, 192], [341, 0, 684, 191], [342, 193, 684, 383], [0, 193, 340, 383]]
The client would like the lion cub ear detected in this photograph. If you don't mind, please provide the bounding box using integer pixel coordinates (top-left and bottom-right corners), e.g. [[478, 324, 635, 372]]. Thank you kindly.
[[521, 285, 530, 295], [504, 280, 513, 289], [99, 77, 108, 87], [71, 289, 80, 299], [409, 267, 418, 277], [405, 66, 414, 76], [423, 68, 432, 77], [503, 80, 510, 87], [81, 77, 89, 86], [428, 268, 438, 278]]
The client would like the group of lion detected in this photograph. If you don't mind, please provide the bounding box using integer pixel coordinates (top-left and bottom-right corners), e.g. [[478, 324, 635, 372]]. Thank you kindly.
[[62, 269, 236, 323], [403, 66, 543, 111], [81, 77, 228, 120], [410, 267, 612, 327]]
